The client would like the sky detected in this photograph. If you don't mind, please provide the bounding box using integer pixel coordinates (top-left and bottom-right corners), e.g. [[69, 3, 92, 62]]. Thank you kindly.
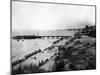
[[12, 1, 95, 31]]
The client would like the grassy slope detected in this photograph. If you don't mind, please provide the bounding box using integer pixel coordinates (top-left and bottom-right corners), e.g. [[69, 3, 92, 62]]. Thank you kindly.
[[52, 26, 96, 71]]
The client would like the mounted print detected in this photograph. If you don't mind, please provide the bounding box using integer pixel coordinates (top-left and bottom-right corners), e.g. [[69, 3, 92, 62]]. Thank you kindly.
[[11, 0, 96, 74]]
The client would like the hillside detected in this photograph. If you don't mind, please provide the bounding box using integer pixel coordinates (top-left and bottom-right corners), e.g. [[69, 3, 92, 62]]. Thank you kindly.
[[51, 25, 96, 71]]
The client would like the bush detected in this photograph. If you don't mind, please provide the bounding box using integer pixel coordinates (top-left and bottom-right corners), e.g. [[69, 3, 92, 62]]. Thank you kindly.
[[12, 64, 46, 74]]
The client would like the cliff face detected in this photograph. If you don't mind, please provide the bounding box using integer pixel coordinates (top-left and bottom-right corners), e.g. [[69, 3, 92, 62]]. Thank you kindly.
[[52, 26, 96, 71]]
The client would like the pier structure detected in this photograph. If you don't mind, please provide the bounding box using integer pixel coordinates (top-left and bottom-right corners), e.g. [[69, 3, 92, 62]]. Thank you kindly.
[[13, 35, 71, 41], [41, 36, 70, 39]]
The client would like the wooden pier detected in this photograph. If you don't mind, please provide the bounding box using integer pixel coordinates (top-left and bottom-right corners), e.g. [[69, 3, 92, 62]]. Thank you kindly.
[[13, 35, 71, 41]]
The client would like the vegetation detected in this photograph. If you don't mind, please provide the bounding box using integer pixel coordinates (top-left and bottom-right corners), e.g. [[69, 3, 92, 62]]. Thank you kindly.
[[12, 60, 48, 74], [82, 25, 96, 38], [53, 25, 96, 71]]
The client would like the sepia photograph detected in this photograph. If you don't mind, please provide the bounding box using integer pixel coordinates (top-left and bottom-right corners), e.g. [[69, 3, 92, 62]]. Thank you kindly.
[[11, 0, 96, 74]]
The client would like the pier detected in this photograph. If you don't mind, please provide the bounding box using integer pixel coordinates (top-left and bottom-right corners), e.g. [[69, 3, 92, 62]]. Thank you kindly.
[[41, 36, 71, 39], [13, 35, 71, 41]]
